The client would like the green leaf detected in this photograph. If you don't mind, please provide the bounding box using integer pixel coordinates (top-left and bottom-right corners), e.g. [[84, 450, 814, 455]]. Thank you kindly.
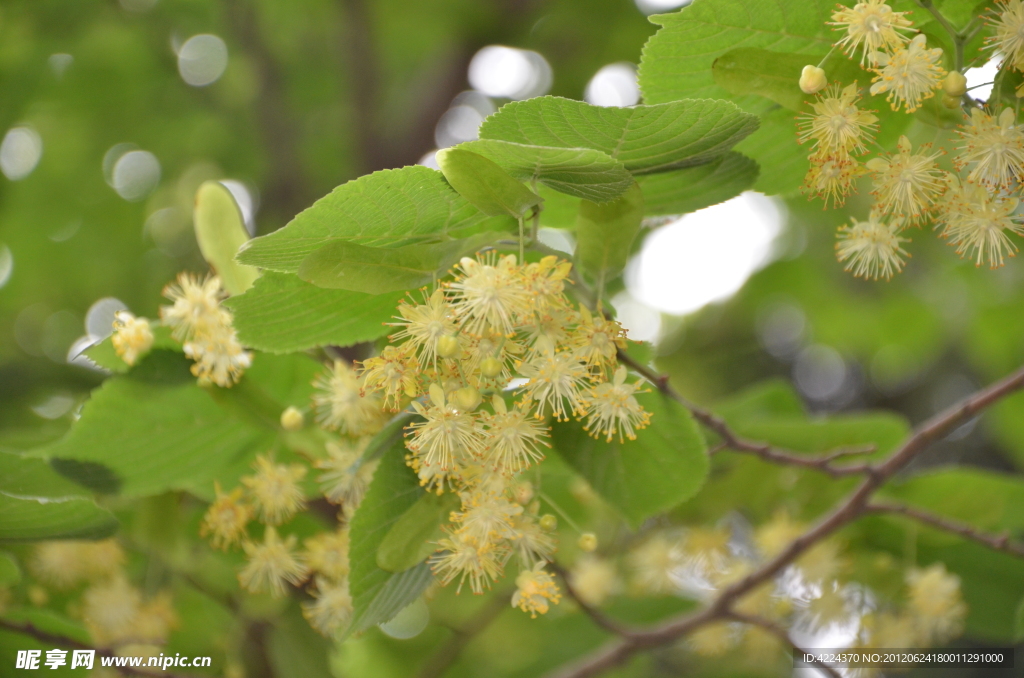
[[34, 350, 276, 498], [550, 391, 709, 527], [268, 603, 334, 678], [637, 152, 758, 217], [194, 181, 259, 295], [238, 166, 514, 273], [734, 107, 810, 195], [1015, 596, 1024, 643], [711, 48, 867, 112], [0, 450, 117, 542], [436, 147, 543, 218], [0, 552, 20, 585], [225, 272, 395, 353], [297, 232, 500, 294], [376, 491, 458, 573], [575, 182, 644, 281], [479, 96, 758, 173], [638, 0, 835, 107], [454, 139, 633, 202], [347, 436, 431, 636]]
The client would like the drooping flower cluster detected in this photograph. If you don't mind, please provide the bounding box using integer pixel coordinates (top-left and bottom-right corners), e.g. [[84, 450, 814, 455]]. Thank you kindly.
[[199, 449, 362, 638], [109, 272, 253, 386], [28, 539, 178, 651], [795, 0, 1024, 277], [618, 514, 966, 666], [348, 252, 650, 610]]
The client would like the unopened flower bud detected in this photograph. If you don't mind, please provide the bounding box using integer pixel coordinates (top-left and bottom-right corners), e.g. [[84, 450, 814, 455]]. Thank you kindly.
[[943, 71, 967, 97], [453, 386, 482, 411], [941, 94, 962, 109], [280, 406, 304, 431], [578, 533, 598, 552], [436, 335, 460, 359], [799, 65, 827, 94], [479, 356, 502, 378], [539, 514, 558, 531]]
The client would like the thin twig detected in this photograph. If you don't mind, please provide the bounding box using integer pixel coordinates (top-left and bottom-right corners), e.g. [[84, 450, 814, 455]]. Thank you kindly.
[[867, 501, 1024, 559], [0, 619, 198, 678], [616, 349, 873, 478], [545, 362, 1024, 678], [724, 612, 842, 678]]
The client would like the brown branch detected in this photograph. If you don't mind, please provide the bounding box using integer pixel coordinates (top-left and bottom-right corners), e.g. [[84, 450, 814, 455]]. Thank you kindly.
[[867, 501, 1024, 559], [416, 590, 512, 678], [0, 619, 198, 678], [724, 612, 842, 678], [545, 362, 1024, 678], [616, 350, 873, 477]]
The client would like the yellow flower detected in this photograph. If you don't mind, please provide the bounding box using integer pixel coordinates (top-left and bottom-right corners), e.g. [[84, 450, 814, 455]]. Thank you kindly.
[[628, 532, 685, 594], [517, 340, 589, 421], [431, 533, 506, 594], [987, 0, 1024, 71], [242, 455, 307, 525], [182, 326, 252, 388], [239, 527, 308, 597], [159, 272, 227, 341], [134, 592, 179, 644], [82, 575, 141, 645], [302, 577, 353, 637], [31, 539, 126, 589], [359, 344, 420, 411], [446, 252, 532, 336], [803, 152, 864, 208], [570, 306, 627, 370], [388, 288, 458, 366], [569, 557, 621, 607], [797, 83, 878, 155], [906, 563, 967, 643], [835, 213, 910, 280], [312, 360, 387, 436], [938, 183, 1023, 268], [406, 384, 486, 476], [580, 366, 651, 442], [481, 395, 550, 474], [870, 34, 946, 113], [955, 107, 1024, 189], [522, 255, 573, 311], [689, 622, 735, 657], [510, 513, 557, 567], [303, 530, 350, 581], [754, 511, 804, 559], [110, 311, 154, 366], [829, 0, 915, 62], [451, 488, 522, 548], [315, 441, 378, 514], [511, 563, 561, 617], [866, 136, 945, 224], [201, 483, 252, 549]]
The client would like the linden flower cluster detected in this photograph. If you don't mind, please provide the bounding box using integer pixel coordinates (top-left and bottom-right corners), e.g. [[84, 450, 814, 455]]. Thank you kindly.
[[344, 252, 650, 615], [109, 272, 253, 387], [199, 451, 365, 637], [620, 515, 966, 664], [28, 539, 178, 650], [796, 0, 1024, 279]]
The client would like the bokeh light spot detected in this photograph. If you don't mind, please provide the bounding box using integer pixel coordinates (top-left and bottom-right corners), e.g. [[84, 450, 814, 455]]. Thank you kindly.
[[178, 34, 229, 87], [627, 192, 783, 315], [635, 0, 692, 14], [468, 46, 551, 100], [584, 63, 640, 108], [113, 150, 161, 201], [85, 297, 129, 341], [0, 126, 43, 181], [965, 57, 999, 102], [0, 244, 13, 289]]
